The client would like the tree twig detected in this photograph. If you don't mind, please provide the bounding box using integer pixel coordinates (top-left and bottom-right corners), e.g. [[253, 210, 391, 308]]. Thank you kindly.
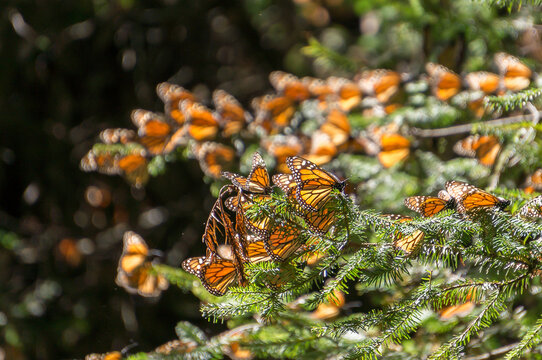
[[409, 112, 541, 138], [463, 342, 519, 360]]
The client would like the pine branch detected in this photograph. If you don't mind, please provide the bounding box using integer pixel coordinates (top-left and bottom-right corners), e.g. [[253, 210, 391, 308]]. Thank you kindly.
[[302, 37, 358, 73], [409, 112, 541, 138], [485, 89, 542, 112], [503, 317, 542, 359]]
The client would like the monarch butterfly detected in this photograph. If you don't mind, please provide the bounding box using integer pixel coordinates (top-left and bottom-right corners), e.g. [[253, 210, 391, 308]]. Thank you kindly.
[[156, 82, 196, 125], [494, 52, 532, 92], [201, 185, 247, 260], [439, 289, 476, 320], [327, 76, 362, 111], [193, 142, 236, 178], [304, 77, 334, 103], [320, 109, 351, 148], [377, 133, 410, 168], [182, 242, 269, 296], [213, 89, 251, 138], [222, 152, 271, 195], [453, 135, 501, 167], [286, 156, 346, 212], [517, 195, 542, 218], [425, 63, 462, 101], [182, 101, 220, 141], [115, 231, 169, 297], [310, 289, 346, 320], [131, 109, 185, 155], [251, 94, 296, 133], [524, 169, 542, 194], [99, 128, 136, 145], [404, 196, 454, 217], [155, 340, 197, 355], [464, 71, 500, 94], [445, 180, 510, 213], [269, 71, 311, 102], [262, 135, 305, 173], [303, 131, 337, 166], [356, 69, 401, 103], [85, 351, 123, 360], [182, 255, 242, 297], [80, 146, 149, 188], [264, 221, 303, 262], [384, 214, 425, 254]]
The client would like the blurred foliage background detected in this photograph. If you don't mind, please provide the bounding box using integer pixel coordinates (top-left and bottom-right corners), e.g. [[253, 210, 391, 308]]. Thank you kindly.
[[0, 0, 541, 359]]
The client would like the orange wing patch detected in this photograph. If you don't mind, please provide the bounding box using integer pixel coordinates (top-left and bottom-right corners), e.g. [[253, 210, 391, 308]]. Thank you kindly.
[[426, 63, 462, 101]]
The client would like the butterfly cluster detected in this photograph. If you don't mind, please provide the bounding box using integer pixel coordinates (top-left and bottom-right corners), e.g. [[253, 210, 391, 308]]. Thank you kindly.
[[81, 53, 535, 187], [181, 154, 345, 296], [385, 180, 542, 253]]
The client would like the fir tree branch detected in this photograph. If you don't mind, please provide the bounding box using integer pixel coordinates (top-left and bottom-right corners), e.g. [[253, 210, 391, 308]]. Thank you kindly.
[[301, 37, 358, 73], [503, 317, 542, 359], [464, 342, 519, 360], [409, 112, 541, 138], [485, 88, 542, 112]]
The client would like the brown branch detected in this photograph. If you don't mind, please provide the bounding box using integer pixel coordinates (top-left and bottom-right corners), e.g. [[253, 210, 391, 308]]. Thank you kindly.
[[463, 342, 519, 360], [409, 112, 541, 138]]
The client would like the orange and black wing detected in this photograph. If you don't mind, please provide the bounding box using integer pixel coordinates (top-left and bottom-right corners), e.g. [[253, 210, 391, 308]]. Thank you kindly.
[[453, 135, 501, 167], [495, 52, 532, 92], [304, 207, 336, 235], [237, 194, 272, 237], [156, 82, 196, 126], [182, 102, 220, 141], [464, 72, 500, 94], [384, 214, 425, 253], [213, 89, 250, 137], [287, 156, 345, 212], [425, 63, 462, 101], [517, 195, 542, 218], [357, 69, 401, 103], [131, 109, 182, 155], [445, 180, 509, 213], [265, 221, 303, 262], [99, 128, 136, 144], [320, 109, 351, 148], [377, 133, 410, 168], [194, 142, 236, 178], [201, 258, 240, 296], [269, 71, 311, 102], [182, 256, 239, 296], [404, 196, 453, 217], [223, 152, 271, 195], [116, 262, 168, 297], [118, 231, 149, 275]]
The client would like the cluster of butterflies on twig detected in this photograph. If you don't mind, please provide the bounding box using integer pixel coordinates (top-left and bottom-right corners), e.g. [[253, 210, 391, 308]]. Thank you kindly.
[[80, 52, 537, 188], [114, 149, 542, 299], [387, 180, 542, 253], [84, 324, 257, 360]]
